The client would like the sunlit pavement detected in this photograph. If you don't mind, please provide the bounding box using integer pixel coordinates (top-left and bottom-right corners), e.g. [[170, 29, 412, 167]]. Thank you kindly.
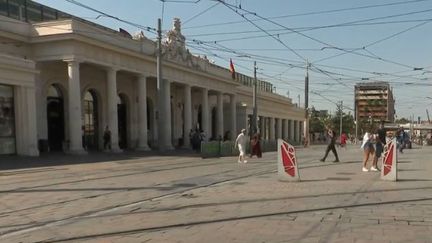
[[0, 144, 431, 243]]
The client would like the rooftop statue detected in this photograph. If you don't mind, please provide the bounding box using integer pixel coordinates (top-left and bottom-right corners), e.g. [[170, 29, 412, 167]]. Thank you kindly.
[[163, 18, 199, 68], [165, 18, 186, 49]]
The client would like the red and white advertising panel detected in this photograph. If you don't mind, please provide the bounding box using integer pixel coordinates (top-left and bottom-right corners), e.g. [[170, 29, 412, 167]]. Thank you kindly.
[[381, 137, 397, 181], [277, 139, 300, 181]]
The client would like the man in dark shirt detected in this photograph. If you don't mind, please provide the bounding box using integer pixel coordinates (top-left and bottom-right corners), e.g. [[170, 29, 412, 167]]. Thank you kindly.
[[372, 121, 386, 171], [320, 126, 340, 162]]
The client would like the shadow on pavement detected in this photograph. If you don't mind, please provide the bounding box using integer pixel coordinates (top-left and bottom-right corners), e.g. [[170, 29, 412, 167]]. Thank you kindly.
[[398, 179, 432, 182], [0, 149, 201, 171]]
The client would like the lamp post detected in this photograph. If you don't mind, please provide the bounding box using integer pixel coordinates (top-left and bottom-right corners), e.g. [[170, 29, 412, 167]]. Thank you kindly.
[[252, 61, 258, 135]]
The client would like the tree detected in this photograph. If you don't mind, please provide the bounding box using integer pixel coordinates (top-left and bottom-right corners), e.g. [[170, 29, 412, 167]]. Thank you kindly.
[[395, 117, 410, 124], [309, 107, 326, 133]]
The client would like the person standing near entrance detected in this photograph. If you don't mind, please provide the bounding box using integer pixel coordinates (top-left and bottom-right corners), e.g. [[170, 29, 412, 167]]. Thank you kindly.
[[320, 126, 340, 162], [103, 126, 112, 151], [235, 129, 247, 163], [250, 133, 262, 158]]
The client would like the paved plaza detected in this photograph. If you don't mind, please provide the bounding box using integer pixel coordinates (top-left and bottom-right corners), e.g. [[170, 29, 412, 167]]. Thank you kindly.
[[0, 145, 431, 243]]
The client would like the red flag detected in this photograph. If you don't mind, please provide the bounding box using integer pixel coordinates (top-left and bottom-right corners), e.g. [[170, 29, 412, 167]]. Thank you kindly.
[[229, 58, 236, 80]]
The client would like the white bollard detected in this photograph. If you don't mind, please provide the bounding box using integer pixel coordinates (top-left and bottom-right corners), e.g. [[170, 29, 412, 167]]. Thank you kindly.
[[277, 139, 300, 182], [381, 137, 397, 181]]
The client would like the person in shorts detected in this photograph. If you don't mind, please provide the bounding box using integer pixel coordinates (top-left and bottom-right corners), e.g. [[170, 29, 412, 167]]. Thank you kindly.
[[361, 130, 375, 172], [235, 129, 247, 163]]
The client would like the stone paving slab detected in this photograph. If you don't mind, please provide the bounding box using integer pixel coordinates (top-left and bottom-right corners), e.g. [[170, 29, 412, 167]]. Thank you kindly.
[[0, 145, 431, 242]]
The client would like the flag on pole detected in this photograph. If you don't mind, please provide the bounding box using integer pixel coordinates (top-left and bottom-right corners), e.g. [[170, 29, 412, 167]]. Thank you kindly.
[[229, 58, 236, 80]]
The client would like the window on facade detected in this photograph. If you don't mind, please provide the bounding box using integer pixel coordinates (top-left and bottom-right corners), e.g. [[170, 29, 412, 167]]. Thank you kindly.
[[83, 91, 95, 136], [42, 6, 56, 21], [0, 0, 8, 16], [7, 0, 25, 21], [0, 84, 15, 154], [26, 1, 42, 22]]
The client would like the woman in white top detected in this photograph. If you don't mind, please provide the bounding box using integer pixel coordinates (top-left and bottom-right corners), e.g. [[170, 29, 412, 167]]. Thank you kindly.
[[235, 129, 247, 163], [360, 131, 375, 172]]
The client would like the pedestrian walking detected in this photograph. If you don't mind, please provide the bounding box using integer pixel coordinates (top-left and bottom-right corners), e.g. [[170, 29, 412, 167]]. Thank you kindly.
[[396, 127, 405, 153], [235, 129, 248, 163], [372, 121, 386, 172], [360, 130, 375, 172], [250, 133, 262, 158], [320, 126, 340, 162]]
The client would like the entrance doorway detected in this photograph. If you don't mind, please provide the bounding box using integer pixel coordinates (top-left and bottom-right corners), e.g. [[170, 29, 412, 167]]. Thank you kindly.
[[83, 90, 99, 150], [211, 107, 217, 140], [47, 85, 65, 151], [117, 94, 127, 150]]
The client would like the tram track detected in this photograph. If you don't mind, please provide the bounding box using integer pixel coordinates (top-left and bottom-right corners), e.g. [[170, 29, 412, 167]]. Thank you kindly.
[[0, 151, 358, 240], [0, 165, 275, 239]]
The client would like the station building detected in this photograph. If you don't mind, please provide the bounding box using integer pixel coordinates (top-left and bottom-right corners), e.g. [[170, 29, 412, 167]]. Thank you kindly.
[[0, 0, 305, 156]]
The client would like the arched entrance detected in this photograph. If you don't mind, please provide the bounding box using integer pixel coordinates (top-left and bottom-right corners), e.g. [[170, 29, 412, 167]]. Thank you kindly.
[[117, 94, 127, 150], [47, 85, 65, 151], [197, 105, 202, 131], [83, 90, 99, 150]]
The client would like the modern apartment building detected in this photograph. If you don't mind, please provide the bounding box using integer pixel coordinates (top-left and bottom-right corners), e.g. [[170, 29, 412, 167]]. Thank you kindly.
[[354, 82, 395, 123]]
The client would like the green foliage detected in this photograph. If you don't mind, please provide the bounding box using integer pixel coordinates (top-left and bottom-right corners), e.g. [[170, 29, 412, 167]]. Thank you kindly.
[[395, 117, 410, 124]]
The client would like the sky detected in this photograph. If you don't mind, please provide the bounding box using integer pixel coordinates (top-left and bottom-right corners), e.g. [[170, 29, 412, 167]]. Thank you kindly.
[[33, 0, 432, 120]]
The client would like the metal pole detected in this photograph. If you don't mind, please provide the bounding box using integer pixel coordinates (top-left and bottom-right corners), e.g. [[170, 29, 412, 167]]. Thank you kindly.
[[157, 18, 162, 91], [156, 18, 163, 149], [339, 101, 343, 138], [355, 105, 358, 145], [298, 94, 300, 108], [252, 61, 258, 134], [304, 61, 309, 146]]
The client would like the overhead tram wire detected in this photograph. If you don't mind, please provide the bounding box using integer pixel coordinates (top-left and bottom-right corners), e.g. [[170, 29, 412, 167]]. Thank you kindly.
[[187, 42, 348, 109], [65, 0, 157, 34], [62, 0, 414, 109], [182, 2, 220, 25], [214, 0, 308, 63], [185, 17, 432, 44], [188, 36, 430, 90], [215, 1, 427, 70], [184, 0, 431, 30], [186, 18, 432, 39], [62, 0, 430, 86], [314, 20, 431, 65], [188, 40, 306, 68], [188, 38, 376, 89]]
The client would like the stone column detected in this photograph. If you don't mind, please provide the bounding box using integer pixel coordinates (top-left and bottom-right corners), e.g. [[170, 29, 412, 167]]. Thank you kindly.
[[216, 92, 224, 139], [66, 60, 85, 154], [269, 117, 275, 140], [276, 118, 282, 139], [294, 121, 298, 142], [137, 74, 150, 151], [299, 121, 303, 143], [201, 88, 209, 141], [289, 120, 294, 142], [183, 84, 192, 148], [284, 119, 289, 140], [158, 79, 173, 150], [106, 67, 121, 152], [230, 94, 237, 140]]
